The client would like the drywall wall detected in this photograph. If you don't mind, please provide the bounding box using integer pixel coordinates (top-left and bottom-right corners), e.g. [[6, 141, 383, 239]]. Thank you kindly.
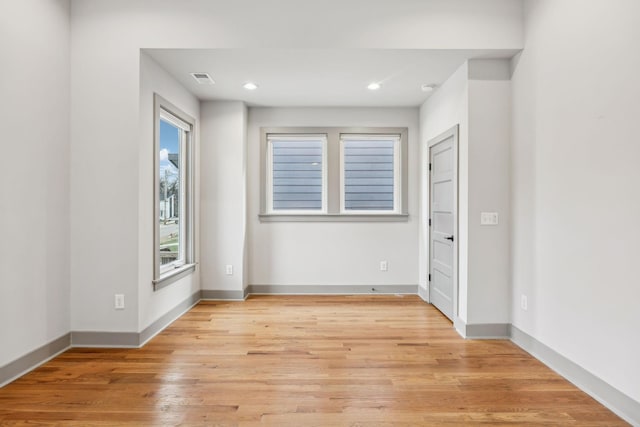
[[247, 108, 419, 287], [511, 0, 640, 403], [0, 0, 71, 365], [69, 0, 524, 333], [200, 101, 248, 293], [466, 68, 511, 325], [71, 0, 523, 50], [137, 53, 201, 331], [419, 63, 469, 321]]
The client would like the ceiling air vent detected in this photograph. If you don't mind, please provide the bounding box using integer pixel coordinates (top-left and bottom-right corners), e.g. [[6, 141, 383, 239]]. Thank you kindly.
[[190, 72, 215, 85]]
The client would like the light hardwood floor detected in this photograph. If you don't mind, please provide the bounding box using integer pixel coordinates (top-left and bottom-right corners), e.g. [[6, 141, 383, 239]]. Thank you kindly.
[[0, 295, 627, 426]]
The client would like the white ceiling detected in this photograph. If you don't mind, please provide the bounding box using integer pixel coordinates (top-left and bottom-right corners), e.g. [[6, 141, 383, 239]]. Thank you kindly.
[[145, 48, 518, 107]]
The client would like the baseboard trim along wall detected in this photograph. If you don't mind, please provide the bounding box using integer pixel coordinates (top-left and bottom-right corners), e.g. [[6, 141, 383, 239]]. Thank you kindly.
[[464, 323, 510, 339], [200, 289, 246, 300], [246, 284, 418, 295], [71, 331, 140, 347], [417, 285, 428, 302], [0, 333, 71, 388], [73, 291, 202, 348], [139, 290, 201, 346], [510, 325, 640, 426]]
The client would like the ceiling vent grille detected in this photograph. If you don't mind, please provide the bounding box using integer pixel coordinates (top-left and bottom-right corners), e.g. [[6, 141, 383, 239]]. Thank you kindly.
[[190, 72, 215, 85]]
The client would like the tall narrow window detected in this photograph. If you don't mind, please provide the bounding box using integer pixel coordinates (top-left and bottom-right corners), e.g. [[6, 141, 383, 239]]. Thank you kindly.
[[266, 134, 327, 213], [154, 95, 195, 289], [341, 134, 401, 213]]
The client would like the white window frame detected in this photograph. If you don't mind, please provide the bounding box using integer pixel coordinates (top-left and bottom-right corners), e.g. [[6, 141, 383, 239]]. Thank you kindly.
[[153, 94, 196, 290], [339, 134, 401, 215], [266, 134, 328, 215]]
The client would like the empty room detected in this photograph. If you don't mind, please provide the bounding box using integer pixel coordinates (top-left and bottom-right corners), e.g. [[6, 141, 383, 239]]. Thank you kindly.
[[1, 0, 638, 425]]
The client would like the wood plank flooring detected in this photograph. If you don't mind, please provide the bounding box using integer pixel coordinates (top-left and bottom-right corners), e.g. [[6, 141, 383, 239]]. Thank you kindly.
[[0, 295, 627, 426]]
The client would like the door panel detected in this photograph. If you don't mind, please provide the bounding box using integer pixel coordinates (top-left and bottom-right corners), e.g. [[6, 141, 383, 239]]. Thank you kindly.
[[429, 132, 457, 321]]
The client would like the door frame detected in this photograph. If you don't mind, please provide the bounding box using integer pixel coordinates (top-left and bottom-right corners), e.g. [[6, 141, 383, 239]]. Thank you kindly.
[[427, 124, 459, 322]]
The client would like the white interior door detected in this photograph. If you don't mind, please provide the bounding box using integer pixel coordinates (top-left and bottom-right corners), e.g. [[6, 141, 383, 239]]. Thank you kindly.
[[428, 127, 458, 321]]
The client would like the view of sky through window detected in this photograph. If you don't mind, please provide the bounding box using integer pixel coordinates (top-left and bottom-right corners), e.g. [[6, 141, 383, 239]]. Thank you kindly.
[[159, 119, 181, 265]]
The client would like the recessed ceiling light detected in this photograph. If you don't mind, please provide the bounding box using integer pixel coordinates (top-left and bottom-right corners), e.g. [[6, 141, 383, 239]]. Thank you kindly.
[[367, 82, 381, 91], [421, 84, 436, 92], [190, 72, 215, 85], [243, 82, 258, 90]]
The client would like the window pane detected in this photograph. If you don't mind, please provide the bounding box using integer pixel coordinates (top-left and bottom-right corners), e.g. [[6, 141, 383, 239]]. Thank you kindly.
[[159, 119, 181, 266], [343, 138, 395, 211], [271, 138, 323, 210]]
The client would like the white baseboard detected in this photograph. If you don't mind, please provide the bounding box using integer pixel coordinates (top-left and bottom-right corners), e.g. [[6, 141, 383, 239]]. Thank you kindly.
[[510, 325, 639, 426], [247, 284, 418, 295]]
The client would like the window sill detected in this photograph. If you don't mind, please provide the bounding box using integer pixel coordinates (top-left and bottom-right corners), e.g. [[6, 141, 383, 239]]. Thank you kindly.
[[259, 213, 409, 223], [153, 263, 196, 291]]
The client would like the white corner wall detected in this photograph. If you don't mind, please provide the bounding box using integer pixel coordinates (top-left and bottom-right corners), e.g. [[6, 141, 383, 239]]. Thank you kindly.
[[466, 61, 511, 325], [248, 108, 419, 288], [138, 53, 201, 331], [200, 101, 248, 293], [512, 0, 640, 403], [420, 59, 511, 328], [0, 0, 71, 365]]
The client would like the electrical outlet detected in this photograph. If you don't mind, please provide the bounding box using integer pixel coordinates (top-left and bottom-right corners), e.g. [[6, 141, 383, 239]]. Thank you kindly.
[[225, 264, 233, 275], [114, 294, 125, 310], [521, 294, 528, 311], [380, 261, 388, 272]]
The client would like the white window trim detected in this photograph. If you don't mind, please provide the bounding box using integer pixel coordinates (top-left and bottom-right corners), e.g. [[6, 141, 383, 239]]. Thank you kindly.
[[339, 134, 401, 215], [153, 94, 196, 290], [266, 134, 328, 215]]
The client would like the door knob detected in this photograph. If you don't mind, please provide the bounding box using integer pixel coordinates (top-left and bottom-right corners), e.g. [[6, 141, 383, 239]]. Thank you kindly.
[[445, 235, 454, 242]]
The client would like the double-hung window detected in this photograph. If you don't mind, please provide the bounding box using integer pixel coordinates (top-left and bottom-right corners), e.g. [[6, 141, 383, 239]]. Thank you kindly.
[[340, 134, 400, 213], [153, 94, 195, 289], [266, 134, 327, 214], [260, 127, 407, 221]]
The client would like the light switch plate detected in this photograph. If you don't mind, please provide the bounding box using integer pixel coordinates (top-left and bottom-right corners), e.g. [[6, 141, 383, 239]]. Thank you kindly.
[[481, 212, 499, 225]]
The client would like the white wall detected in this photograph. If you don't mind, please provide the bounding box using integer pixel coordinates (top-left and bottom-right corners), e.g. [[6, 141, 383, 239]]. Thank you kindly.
[[200, 101, 248, 293], [419, 63, 469, 320], [71, 0, 523, 50], [0, 0, 71, 365], [248, 108, 419, 287], [137, 53, 201, 331], [511, 0, 640, 402], [467, 67, 511, 325], [68, 0, 523, 334]]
